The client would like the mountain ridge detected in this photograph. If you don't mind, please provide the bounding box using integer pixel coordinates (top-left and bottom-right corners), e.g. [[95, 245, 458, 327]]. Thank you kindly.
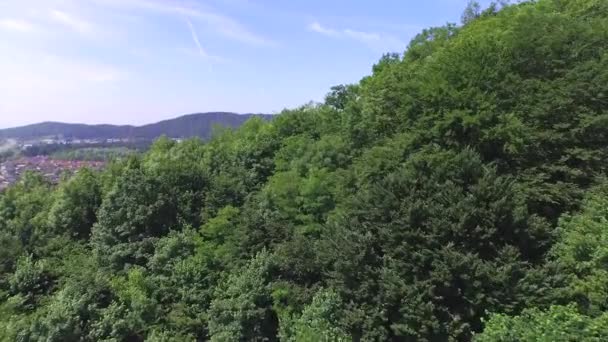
[[0, 112, 273, 140]]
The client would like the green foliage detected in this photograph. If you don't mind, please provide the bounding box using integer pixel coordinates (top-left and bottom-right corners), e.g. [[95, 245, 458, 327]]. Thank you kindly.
[[325, 84, 359, 111], [146, 229, 216, 340], [7, 255, 52, 311], [280, 288, 349, 342], [461, 1, 482, 24], [208, 250, 279, 341], [0, 172, 52, 250], [476, 305, 608, 341], [47, 168, 101, 239], [550, 183, 608, 315], [91, 168, 178, 270], [0, 230, 22, 290], [320, 148, 552, 340], [88, 267, 157, 340]]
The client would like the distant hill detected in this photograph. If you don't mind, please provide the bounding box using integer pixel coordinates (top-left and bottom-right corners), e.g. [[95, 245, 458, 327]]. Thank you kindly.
[[0, 112, 273, 140]]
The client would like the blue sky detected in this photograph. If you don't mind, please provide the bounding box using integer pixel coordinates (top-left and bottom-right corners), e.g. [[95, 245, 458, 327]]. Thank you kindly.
[[0, 0, 492, 128]]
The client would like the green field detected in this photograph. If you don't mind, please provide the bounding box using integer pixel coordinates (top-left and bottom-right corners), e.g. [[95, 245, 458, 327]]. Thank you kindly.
[[0, 139, 17, 162], [51, 147, 137, 161]]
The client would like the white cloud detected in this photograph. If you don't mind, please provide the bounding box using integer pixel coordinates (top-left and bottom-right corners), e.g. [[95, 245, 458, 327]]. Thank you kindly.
[[49, 9, 93, 34], [0, 18, 36, 32], [308, 21, 405, 52], [308, 22, 339, 37]]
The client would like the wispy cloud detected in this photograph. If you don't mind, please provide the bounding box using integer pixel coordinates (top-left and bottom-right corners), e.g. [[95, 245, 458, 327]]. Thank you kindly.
[[95, 0, 275, 47], [0, 18, 36, 33], [49, 9, 93, 35], [308, 21, 405, 52], [199, 11, 275, 47]]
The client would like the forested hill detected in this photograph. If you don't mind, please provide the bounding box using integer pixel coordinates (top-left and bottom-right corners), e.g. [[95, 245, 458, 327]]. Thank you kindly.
[[1, 0, 608, 340], [0, 112, 272, 140]]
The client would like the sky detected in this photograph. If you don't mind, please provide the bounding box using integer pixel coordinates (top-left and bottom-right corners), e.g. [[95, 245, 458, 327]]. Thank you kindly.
[[0, 0, 493, 128]]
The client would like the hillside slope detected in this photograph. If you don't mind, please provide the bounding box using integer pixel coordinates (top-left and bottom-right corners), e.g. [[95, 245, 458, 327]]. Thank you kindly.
[[0, 112, 272, 140]]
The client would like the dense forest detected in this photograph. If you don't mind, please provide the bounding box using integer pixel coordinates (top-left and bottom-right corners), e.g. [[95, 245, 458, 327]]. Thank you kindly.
[[1, 0, 608, 340]]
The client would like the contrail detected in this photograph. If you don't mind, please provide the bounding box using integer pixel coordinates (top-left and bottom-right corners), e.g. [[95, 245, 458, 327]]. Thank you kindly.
[[186, 18, 208, 58]]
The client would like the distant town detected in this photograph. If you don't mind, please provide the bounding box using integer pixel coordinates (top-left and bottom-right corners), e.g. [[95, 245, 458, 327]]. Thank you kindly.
[[20, 137, 133, 149], [0, 111, 262, 191], [0, 137, 148, 190], [14, 136, 182, 150], [0, 156, 105, 190]]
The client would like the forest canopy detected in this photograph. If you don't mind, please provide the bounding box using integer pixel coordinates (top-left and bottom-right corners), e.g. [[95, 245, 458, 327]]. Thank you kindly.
[[1, 0, 608, 340]]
